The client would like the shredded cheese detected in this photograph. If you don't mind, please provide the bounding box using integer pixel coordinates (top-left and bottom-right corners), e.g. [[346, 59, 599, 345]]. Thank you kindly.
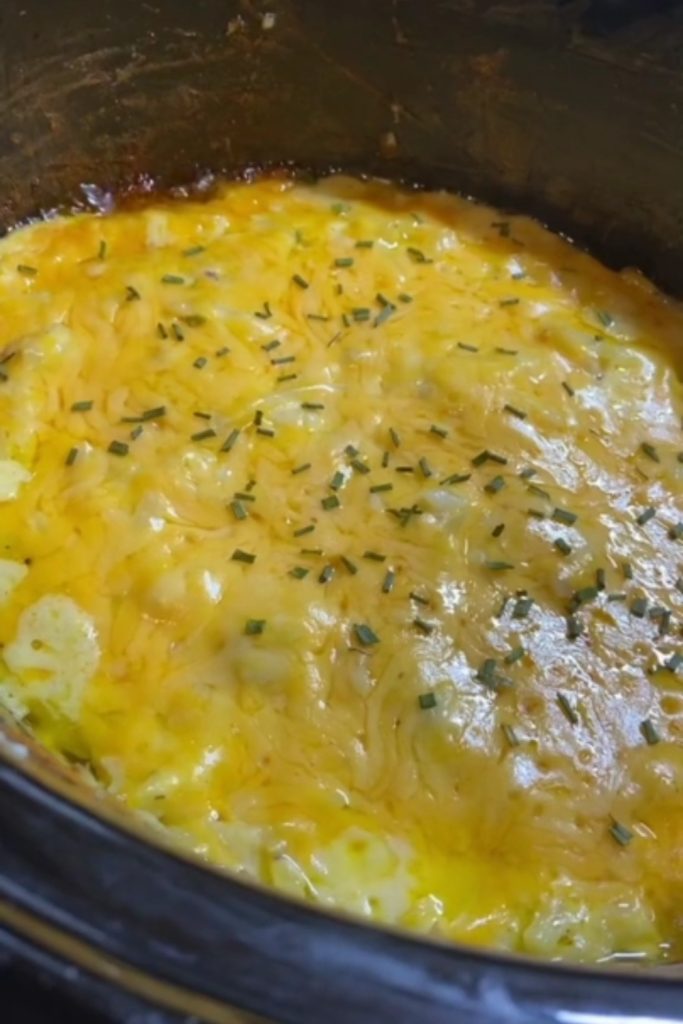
[[0, 176, 681, 962]]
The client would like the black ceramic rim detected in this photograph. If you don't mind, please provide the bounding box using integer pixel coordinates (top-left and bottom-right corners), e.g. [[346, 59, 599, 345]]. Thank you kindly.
[[1, 749, 682, 1024]]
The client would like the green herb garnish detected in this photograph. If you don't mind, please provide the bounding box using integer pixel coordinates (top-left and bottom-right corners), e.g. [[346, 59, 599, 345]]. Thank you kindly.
[[484, 475, 506, 494], [554, 537, 572, 556], [65, 447, 78, 466], [292, 463, 312, 475], [354, 623, 379, 646], [319, 564, 335, 584], [504, 404, 527, 420], [418, 692, 437, 710], [557, 692, 579, 725], [292, 274, 309, 289], [340, 556, 358, 575], [512, 598, 533, 619], [71, 400, 93, 412], [191, 429, 216, 442], [552, 507, 578, 526], [221, 429, 240, 453], [413, 617, 435, 635], [161, 274, 185, 285], [640, 719, 661, 745], [382, 570, 396, 594], [245, 619, 265, 635], [609, 821, 633, 847], [107, 440, 129, 456], [231, 549, 256, 564]]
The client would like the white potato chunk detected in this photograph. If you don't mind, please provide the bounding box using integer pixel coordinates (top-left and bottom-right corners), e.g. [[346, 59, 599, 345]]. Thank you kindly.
[[3, 595, 99, 718], [0, 459, 30, 501], [0, 559, 28, 604]]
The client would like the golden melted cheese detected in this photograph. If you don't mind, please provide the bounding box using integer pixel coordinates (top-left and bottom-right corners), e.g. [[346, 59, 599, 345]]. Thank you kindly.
[[0, 176, 682, 962]]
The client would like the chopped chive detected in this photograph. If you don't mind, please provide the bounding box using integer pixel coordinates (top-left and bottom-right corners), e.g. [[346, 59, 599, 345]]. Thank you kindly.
[[233, 492, 256, 502], [355, 240, 374, 249], [595, 310, 614, 328], [340, 556, 358, 575], [496, 347, 518, 356], [485, 475, 506, 494], [125, 285, 141, 301], [430, 425, 448, 439], [472, 450, 508, 467], [330, 471, 345, 491], [130, 426, 142, 440], [231, 549, 256, 564], [640, 442, 659, 463], [97, 240, 107, 260], [499, 298, 519, 308], [292, 274, 309, 289], [277, 374, 298, 383], [245, 619, 265, 635], [71, 400, 93, 412], [17, 264, 37, 276], [477, 658, 498, 687], [306, 313, 329, 322], [374, 303, 395, 328], [107, 440, 129, 457], [254, 301, 272, 320], [630, 596, 648, 618], [665, 653, 683, 673], [172, 323, 185, 341], [65, 447, 78, 466], [668, 522, 683, 540], [527, 484, 551, 500], [396, 466, 415, 474], [554, 537, 572, 556], [441, 472, 471, 486], [636, 506, 656, 526], [573, 586, 599, 608], [512, 597, 534, 620], [300, 547, 322, 556], [351, 459, 370, 475], [398, 293, 413, 304], [271, 355, 296, 366], [457, 342, 479, 353], [562, 381, 575, 397], [406, 247, 432, 264], [640, 718, 661, 745], [181, 314, 207, 328], [557, 692, 579, 725], [193, 357, 208, 370], [418, 692, 437, 710], [622, 561, 633, 580], [389, 428, 401, 448], [418, 457, 433, 478], [352, 307, 371, 322], [382, 451, 390, 468], [354, 623, 379, 646], [331, 202, 349, 215], [161, 274, 185, 285], [567, 614, 583, 639], [504, 646, 525, 665], [485, 560, 515, 571], [262, 339, 281, 352], [292, 463, 312, 475], [501, 723, 520, 747], [182, 245, 205, 257], [345, 443, 360, 457], [221, 429, 240, 452], [414, 617, 435, 635], [519, 467, 536, 480], [491, 523, 506, 538], [157, 322, 168, 339], [382, 569, 396, 594], [289, 566, 309, 579], [596, 568, 606, 591], [293, 524, 315, 537], [363, 551, 386, 562], [552, 507, 578, 526], [504, 404, 527, 420], [410, 591, 429, 606], [319, 564, 335, 584], [334, 257, 354, 268], [301, 402, 325, 411], [607, 592, 627, 602], [230, 500, 248, 521], [370, 482, 393, 494], [191, 429, 216, 442], [527, 509, 545, 520], [321, 495, 340, 511], [609, 821, 633, 847]]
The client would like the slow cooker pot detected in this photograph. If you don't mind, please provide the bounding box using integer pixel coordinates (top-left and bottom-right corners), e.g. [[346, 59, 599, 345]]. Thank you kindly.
[[1, 1, 683, 1021]]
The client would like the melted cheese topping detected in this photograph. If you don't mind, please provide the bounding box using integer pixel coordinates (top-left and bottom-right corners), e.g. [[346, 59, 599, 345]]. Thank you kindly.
[[0, 176, 682, 963]]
